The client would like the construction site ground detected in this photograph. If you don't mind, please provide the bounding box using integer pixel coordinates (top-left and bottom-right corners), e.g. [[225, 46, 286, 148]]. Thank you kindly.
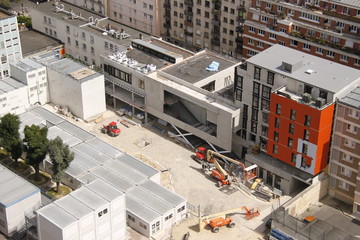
[[44, 106, 291, 240]]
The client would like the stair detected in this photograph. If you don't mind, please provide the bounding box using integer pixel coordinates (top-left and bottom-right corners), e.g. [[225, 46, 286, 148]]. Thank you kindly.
[[11, 224, 27, 240], [169, 101, 199, 126]]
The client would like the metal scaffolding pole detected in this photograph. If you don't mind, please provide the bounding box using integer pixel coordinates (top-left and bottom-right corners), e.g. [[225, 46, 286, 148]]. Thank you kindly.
[[170, 123, 195, 149]]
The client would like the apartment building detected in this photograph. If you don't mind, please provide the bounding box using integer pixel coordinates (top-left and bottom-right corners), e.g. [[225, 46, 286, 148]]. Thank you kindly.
[[329, 85, 360, 218], [161, 0, 250, 59], [243, 0, 360, 69], [31, 1, 151, 67], [234, 45, 360, 194], [0, 9, 22, 79], [64, 0, 106, 15]]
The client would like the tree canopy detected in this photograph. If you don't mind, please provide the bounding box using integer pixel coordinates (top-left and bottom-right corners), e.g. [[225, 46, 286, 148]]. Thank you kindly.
[[48, 137, 74, 193], [23, 125, 48, 178], [0, 113, 23, 163]]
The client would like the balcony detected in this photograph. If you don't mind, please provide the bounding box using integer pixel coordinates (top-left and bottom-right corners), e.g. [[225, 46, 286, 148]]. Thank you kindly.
[[237, 6, 246, 12], [184, 20, 193, 26], [323, 10, 360, 24], [235, 37, 243, 44], [237, 16, 245, 22], [212, 0, 220, 3], [212, 8, 221, 15], [184, 0, 193, 5], [211, 31, 220, 37], [164, 13, 171, 19], [184, 10, 193, 17], [163, 2, 170, 8], [236, 26, 244, 33], [235, 47, 242, 54], [289, 31, 360, 56], [184, 30, 193, 36], [163, 23, 171, 29], [211, 19, 221, 26], [211, 38, 220, 46]]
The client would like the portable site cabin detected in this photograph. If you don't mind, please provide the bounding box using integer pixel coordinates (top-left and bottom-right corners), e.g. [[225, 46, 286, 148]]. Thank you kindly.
[[0, 167, 41, 237], [127, 186, 175, 230], [91, 166, 135, 193], [103, 160, 148, 185], [140, 180, 187, 223], [126, 196, 162, 238]]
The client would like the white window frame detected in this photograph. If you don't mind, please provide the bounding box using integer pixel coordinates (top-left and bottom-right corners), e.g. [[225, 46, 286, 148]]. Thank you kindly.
[[338, 180, 349, 191], [303, 43, 311, 50], [327, 50, 335, 57], [316, 47, 323, 54]]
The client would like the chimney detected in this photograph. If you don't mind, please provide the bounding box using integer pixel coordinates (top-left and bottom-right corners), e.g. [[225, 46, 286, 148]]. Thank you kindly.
[[139, 33, 143, 39], [121, 28, 124, 33]]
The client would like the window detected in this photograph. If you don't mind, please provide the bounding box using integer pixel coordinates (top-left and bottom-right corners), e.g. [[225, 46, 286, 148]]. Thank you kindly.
[[91, 47, 94, 54], [66, 25, 70, 33], [274, 131, 279, 142], [250, 133, 256, 142], [344, 138, 355, 149], [165, 214, 173, 221], [254, 67, 261, 80], [288, 138, 293, 148], [104, 64, 132, 84], [340, 167, 352, 177], [289, 123, 294, 134], [257, 41, 264, 48], [75, 40, 79, 47], [304, 85, 312, 94], [265, 72, 274, 86], [139, 222, 147, 230], [248, 38, 254, 45], [338, 180, 349, 191], [304, 129, 310, 141], [98, 208, 108, 217], [302, 143, 308, 155], [269, 33, 276, 40], [291, 153, 297, 163], [348, 109, 360, 119], [342, 153, 354, 163], [290, 39, 298, 46], [253, 82, 260, 96], [258, 29, 265, 36], [301, 157, 307, 168], [316, 47, 323, 54], [177, 206, 185, 213], [340, 55, 348, 62], [300, 12, 320, 22], [249, 26, 255, 33], [290, 110, 296, 121], [251, 121, 257, 133], [273, 144, 278, 154], [262, 86, 271, 100], [304, 115, 311, 126], [235, 75, 243, 101], [303, 43, 311, 50], [275, 118, 280, 128], [276, 104, 281, 115], [327, 50, 335, 57]]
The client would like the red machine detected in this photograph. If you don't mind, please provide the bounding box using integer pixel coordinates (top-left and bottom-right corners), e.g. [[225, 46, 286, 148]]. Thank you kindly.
[[207, 216, 235, 233], [193, 147, 207, 162], [101, 121, 121, 137]]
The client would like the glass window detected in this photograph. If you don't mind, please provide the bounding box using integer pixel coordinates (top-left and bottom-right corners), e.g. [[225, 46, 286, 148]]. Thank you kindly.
[[254, 67, 261, 80], [304, 129, 310, 141], [267, 71, 274, 85], [304, 115, 311, 126], [290, 110, 296, 120], [274, 131, 279, 142], [276, 104, 281, 115], [289, 123, 294, 134], [273, 144, 278, 154], [288, 137, 293, 148], [275, 118, 280, 128]]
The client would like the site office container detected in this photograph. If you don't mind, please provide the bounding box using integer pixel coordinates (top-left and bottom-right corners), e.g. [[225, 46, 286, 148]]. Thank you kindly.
[[126, 196, 162, 238], [37, 205, 80, 240]]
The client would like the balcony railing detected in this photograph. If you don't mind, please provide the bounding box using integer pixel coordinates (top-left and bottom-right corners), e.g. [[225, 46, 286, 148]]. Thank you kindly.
[[237, 16, 245, 22], [211, 38, 220, 46], [211, 19, 221, 26], [289, 31, 360, 56], [323, 10, 360, 24], [184, 0, 193, 5], [163, 2, 170, 8], [212, 8, 221, 15], [184, 10, 193, 16], [163, 23, 171, 29], [236, 26, 244, 33], [184, 20, 193, 26], [184, 30, 193, 36]]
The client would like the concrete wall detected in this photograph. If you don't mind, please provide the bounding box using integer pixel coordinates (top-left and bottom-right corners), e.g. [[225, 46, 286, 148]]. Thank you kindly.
[[284, 176, 329, 217], [0, 84, 30, 116]]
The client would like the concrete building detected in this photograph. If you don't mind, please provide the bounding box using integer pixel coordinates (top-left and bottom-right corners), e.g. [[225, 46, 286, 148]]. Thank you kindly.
[[10, 59, 49, 105], [103, 38, 241, 150], [329, 85, 360, 218], [31, 1, 151, 67], [0, 166, 41, 237], [242, 0, 360, 70], [0, 8, 22, 79], [161, 0, 249, 59], [18, 106, 186, 238], [235, 45, 360, 194], [37, 179, 126, 240], [0, 77, 29, 116]]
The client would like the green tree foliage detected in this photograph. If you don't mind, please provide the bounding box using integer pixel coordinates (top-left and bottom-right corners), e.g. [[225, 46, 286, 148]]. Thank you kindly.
[[0, 0, 10, 8], [23, 125, 48, 179], [17, 16, 32, 29], [48, 137, 74, 193], [0, 113, 23, 164]]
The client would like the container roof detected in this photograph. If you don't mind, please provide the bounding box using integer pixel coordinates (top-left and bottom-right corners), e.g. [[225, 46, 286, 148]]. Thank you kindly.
[[85, 138, 124, 159], [103, 160, 147, 184], [73, 142, 113, 164], [91, 167, 134, 192], [0, 166, 40, 208], [70, 187, 108, 210], [126, 196, 160, 223], [140, 180, 186, 207], [55, 195, 93, 220], [127, 186, 173, 215], [85, 179, 124, 201], [339, 85, 360, 110], [37, 204, 77, 228], [117, 154, 158, 177]]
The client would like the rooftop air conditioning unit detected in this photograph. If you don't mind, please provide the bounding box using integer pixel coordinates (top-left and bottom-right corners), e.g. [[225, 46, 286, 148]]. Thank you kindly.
[[302, 93, 311, 103], [315, 97, 325, 108]]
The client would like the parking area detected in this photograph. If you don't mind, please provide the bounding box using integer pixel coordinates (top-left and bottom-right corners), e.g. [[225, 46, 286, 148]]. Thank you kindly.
[[42, 105, 290, 240]]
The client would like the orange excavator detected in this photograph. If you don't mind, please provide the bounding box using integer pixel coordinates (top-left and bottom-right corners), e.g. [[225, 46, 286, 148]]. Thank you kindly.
[[200, 149, 258, 186]]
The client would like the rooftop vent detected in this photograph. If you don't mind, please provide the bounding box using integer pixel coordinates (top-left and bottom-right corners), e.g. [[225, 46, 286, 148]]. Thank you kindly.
[[282, 60, 302, 73], [302, 93, 311, 103], [305, 69, 315, 75]]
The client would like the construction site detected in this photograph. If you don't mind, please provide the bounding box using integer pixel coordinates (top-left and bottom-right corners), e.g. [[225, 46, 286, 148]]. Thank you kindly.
[[44, 104, 290, 240]]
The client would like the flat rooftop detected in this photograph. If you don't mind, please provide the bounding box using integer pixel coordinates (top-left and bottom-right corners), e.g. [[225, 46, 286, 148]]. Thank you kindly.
[[20, 30, 62, 57], [0, 166, 40, 208], [0, 77, 26, 95], [34, 2, 151, 47], [339, 85, 360, 109], [12, 58, 44, 72], [0, 9, 12, 20], [162, 51, 237, 84], [246, 45, 360, 93], [329, 0, 360, 8]]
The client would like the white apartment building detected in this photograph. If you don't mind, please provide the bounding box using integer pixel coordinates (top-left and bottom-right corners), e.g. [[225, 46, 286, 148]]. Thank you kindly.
[[31, 1, 151, 68], [0, 9, 22, 80], [0, 77, 29, 116]]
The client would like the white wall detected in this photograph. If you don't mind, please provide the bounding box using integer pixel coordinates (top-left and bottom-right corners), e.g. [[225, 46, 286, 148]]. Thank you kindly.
[[0, 85, 30, 117]]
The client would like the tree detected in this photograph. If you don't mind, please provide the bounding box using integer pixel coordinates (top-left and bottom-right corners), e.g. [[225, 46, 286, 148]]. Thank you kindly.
[[23, 125, 48, 180], [0, 113, 23, 165], [48, 137, 74, 193]]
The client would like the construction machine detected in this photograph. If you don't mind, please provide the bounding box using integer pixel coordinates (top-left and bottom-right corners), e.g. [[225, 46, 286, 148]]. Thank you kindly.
[[101, 121, 121, 137], [192, 147, 207, 163], [202, 149, 258, 182], [199, 206, 260, 233]]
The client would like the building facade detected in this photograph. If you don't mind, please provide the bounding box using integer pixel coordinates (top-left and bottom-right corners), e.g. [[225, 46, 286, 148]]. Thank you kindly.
[[234, 45, 360, 194], [161, 0, 249, 59], [329, 85, 360, 218], [243, 0, 360, 69], [0, 9, 22, 80]]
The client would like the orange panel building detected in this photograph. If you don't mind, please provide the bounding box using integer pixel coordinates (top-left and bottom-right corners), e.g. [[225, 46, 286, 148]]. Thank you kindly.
[[267, 92, 334, 175]]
